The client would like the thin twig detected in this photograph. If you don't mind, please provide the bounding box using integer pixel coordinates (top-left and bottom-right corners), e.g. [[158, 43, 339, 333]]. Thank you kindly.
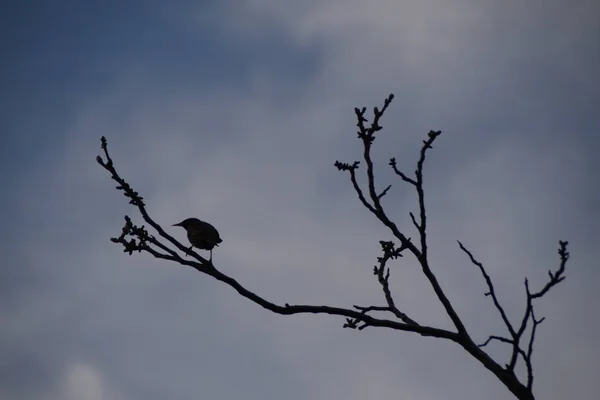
[[458, 240, 516, 337]]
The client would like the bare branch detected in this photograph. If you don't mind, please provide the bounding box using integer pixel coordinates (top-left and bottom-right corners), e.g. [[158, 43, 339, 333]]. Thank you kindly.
[[525, 309, 545, 390], [414, 130, 442, 258], [98, 136, 459, 341], [97, 138, 211, 267], [458, 240, 516, 337], [345, 98, 467, 336], [378, 184, 392, 200], [349, 305, 393, 330], [353, 305, 391, 313], [530, 240, 569, 299], [355, 101, 392, 217], [98, 95, 571, 400], [409, 212, 420, 232], [479, 335, 514, 348], [508, 241, 569, 372], [389, 157, 417, 185], [334, 161, 377, 215], [374, 240, 418, 325], [459, 237, 570, 394]]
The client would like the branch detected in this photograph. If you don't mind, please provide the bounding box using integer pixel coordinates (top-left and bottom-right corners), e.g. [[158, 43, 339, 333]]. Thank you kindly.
[[336, 96, 467, 336], [479, 335, 514, 347], [373, 240, 418, 325], [458, 241, 516, 337], [97, 136, 459, 342], [334, 161, 377, 214], [350, 305, 392, 330], [390, 157, 416, 185], [530, 241, 568, 299], [461, 238, 570, 392], [96, 137, 212, 268], [334, 97, 570, 399], [525, 308, 545, 390], [510, 241, 569, 374], [99, 93, 570, 400], [413, 130, 442, 259], [378, 184, 392, 200], [354, 96, 394, 218]]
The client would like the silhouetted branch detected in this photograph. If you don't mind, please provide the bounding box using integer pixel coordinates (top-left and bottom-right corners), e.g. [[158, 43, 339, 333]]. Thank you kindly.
[[531, 241, 568, 299], [336, 96, 467, 338], [413, 130, 442, 259], [353, 305, 391, 313], [409, 212, 420, 232], [97, 136, 458, 341], [96, 138, 211, 268], [460, 238, 570, 393], [331, 95, 570, 400], [373, 240, 417, 325], [347, 305, 393, 330], [479, 335, 514, 347], [524, 308, 545, 390], [98, 95, 571, 400], [458, 241, 516, 336], [334, 161, 377, 214], [389, 158, 417, 185], [378, 184, 392, 200]]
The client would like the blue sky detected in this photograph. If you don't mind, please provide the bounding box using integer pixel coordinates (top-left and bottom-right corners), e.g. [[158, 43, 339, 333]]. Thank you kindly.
[[2, 1, 599, 399]]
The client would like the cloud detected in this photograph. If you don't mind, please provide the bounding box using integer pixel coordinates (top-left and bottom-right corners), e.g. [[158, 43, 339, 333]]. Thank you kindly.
[[59, 362, 127, 400], [2, 1, 599, 399]]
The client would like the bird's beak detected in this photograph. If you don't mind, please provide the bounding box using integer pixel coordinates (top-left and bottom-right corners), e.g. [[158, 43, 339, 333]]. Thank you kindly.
[[173, 222, 182, 227]]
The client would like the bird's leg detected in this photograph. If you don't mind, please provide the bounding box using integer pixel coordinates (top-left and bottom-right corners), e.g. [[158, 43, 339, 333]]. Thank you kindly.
[[186, 245, 194, 257], [209, 249, 213, 263]]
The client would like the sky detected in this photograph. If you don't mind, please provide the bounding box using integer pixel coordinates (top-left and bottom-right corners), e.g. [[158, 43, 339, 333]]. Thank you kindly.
[[1, 0, 599, 399]]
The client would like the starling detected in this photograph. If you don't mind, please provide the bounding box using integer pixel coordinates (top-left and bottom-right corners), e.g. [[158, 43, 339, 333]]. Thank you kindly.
[[173, 218, 222, 262]]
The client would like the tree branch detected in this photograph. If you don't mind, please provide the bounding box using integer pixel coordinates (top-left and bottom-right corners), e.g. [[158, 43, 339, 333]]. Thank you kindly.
[[460, 237, 570, 392], [97, 136, 458, 341], [336, 96, 467, 336], [458, 241, 516, 337], [98, 95, 571, 400], [373, 240, 418, 325]]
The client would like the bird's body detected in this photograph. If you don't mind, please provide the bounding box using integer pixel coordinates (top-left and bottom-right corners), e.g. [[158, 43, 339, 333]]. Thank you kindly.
[[173, 218, 222, 262]]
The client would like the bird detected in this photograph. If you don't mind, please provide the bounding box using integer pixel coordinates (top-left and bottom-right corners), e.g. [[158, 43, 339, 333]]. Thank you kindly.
[[173, 218, 222, 262]]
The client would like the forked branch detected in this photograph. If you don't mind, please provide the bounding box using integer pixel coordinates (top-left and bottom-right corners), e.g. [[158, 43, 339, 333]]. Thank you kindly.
[[99, 95, 569, 400], [335, 96, 466, 336], [459, 239, 569, 390], [96, 136, 457, 340]]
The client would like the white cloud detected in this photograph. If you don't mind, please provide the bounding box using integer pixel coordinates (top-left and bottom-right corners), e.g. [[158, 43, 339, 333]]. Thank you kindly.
[[63, 363, 106, 400], [59, 362, 125, 400]]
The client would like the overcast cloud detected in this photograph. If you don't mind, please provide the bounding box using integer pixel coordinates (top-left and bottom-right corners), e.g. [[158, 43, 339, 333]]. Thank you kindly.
[[2, 1, 599, 399]]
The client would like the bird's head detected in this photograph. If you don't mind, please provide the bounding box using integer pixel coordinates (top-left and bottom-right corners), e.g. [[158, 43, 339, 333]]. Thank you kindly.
[[173, 218, 201, 230]]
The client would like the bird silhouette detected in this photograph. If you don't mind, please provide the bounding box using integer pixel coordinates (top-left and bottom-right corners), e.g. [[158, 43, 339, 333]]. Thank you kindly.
[[173, 218, 222, 262]]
